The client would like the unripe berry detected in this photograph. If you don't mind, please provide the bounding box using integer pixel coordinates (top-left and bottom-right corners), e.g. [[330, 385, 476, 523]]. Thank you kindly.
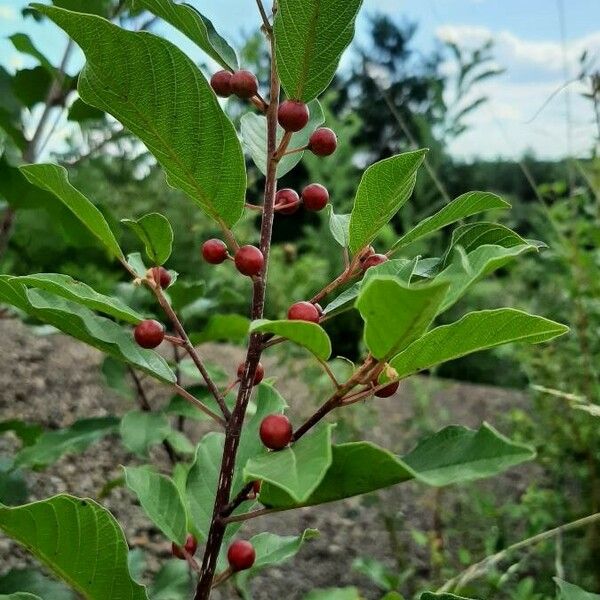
[[210, 70, 233, 97], [237, 361, 264, 385], [278, 100, 310, 132], [309, 127, 337, 156], [375, 380, 400, 398], [172, 533, 198, 560], [202, 238, 228, 264], [235, 245, 264, 277], [288, 301, 320, 323], [134, 319, 165, 349], [275, 188, 300, 215], [260, 414, 293, 450], [362, 254, 388, 270], [227, 540, 256, 571], [301, 183, 329, 211], [231, 70, 259, 99], [151, 266, 172, 289]]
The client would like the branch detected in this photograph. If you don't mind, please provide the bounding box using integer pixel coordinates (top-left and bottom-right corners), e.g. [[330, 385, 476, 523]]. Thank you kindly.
[[173, 384, 226, 427]]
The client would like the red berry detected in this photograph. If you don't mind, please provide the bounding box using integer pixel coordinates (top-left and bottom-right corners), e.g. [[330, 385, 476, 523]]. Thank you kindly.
[[151, 266, 172, 289], [234, 245, 264, 277], [275, 188, 300, 215], [252, 480, 262, 495], [375, 380, 400, 398], [231, 70, 258, 98], [301, 183, 329, 211], [172, 533, 198, 560], [210, 70, 233, 97], [259, 414, 293, 450], [362, 254, 388, 270], [237, 361, 264, 385], [278, 100, 310, 132], [134, 319, 165, 349], [288, 301, 320, 323], [227, 540, 256, 571], [309, 127, 337, 156], [202, 239, 228, 264]]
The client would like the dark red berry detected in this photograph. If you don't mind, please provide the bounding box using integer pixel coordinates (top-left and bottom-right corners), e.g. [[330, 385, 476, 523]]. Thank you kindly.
[[278, 100, 310, 132], [301, 183, 329, 211], [259, 414, 293, 450], [237, 361, 264, 385], [362, 254, 388, 270], [252, 480, 262, 495], [172, 533, 198, 560], [234, 245, 264, 276], [375, 380, 400, 398], [227, 540, 256, 571], [231, 70, 258, 98], [210, 70, 233, 97], [309, 127, 337, 156], [359, 246, 376, 264], [134, 319, 165, 349], [202, 238, 228, 264], [288, 301, 320, 323], [151, 266, 172, 289], [275, 188, 300, 215]]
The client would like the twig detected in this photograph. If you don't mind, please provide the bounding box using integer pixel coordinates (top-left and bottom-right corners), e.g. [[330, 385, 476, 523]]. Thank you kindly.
[[221, 506, 281, 524], [173, 384, 226, 427], [255, 0, 272, 33]]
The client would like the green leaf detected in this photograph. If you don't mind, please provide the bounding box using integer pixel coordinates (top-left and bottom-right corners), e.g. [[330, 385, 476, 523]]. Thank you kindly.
[[352, 557, 398, 591], [165, 430, 195, 455], [555, 578, 600, 600], [0, 495, 148, 600], [391, 191, 510, 251], [244, 423, 333, 503], [250, 319, 331, 361], [402, 423, 535, 486], [235, 529, 319, 592], [349, 150, 427, 253], [0, 568, 74, 600], [133, 0, 238, 70], [120, 411, 171, 457], [190, 314, 250, 345], [303, 589, 361, 600], [241, 99, 324, 178], [35, 5, 246, 227], [14, 417, 119, 469], [390, 308, 569, 379], [356, 277, 449, 360], [101, 356, 134, 399], [67, 98, 105, 123], [0, 593, 42, 599], [0, 280, 175, 383], [122, 213, 173, 266], [0, 460, 28, 507], [124, 466, 187, 544], [185, 432, 225, 539], [19, 164, 123, 259], [274, 0, 362, 102], [0, 421, 43, 447], [420, 594, 475, 600], [326, 205, 351, 248], [233, 383, 288, 494], [259, 424, 534, 509], [436, 243, 539, 312], [14, 273, 143, 324], [52, 0, 113, 16], [9, 33, 54, 74], [323, 258, 416, 317], [149, 560, 193, 600]]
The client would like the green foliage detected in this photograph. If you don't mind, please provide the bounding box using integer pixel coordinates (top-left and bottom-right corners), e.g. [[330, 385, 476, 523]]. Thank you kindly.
[[274, 0, 362, 101], [36, 4, 246, 227], [555, 579, 600, 600], [122, 213, 174, 266], [0, 495, 147, 600], [120, 410, 171, 456], [0, 569, 74, 600]]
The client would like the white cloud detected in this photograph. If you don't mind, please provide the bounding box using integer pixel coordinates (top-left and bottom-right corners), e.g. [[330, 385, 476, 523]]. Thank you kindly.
[[0, 5, 16, 20]]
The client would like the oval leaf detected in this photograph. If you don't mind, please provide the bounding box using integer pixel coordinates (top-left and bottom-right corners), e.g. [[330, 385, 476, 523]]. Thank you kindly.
[[122, 212, 173, 265], [349, 149, 427, 253], [390, 308, 569, 379], [134, 0, 238, 70], [19, 164, 123, 259], [35, 5, 246, 227], [274, 0, 363, 102], [250, 319, 331, 361], [0, 495, 148, 600], [120, 410, 171, 457], [124, 466, 187, 544]]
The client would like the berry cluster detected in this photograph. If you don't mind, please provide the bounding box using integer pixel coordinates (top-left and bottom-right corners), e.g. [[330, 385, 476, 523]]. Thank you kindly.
[[210, 69, 259, 99]]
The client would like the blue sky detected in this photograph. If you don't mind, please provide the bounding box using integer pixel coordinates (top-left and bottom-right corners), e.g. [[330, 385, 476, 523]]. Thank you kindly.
[[1, 0, 599, 160]]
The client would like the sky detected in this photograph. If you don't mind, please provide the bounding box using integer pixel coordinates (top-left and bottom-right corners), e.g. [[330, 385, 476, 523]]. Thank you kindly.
[[1, 0, 599, 161]]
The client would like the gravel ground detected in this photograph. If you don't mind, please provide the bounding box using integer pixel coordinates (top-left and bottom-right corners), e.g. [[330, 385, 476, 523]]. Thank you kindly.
[[0, 319, 535, 599]]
